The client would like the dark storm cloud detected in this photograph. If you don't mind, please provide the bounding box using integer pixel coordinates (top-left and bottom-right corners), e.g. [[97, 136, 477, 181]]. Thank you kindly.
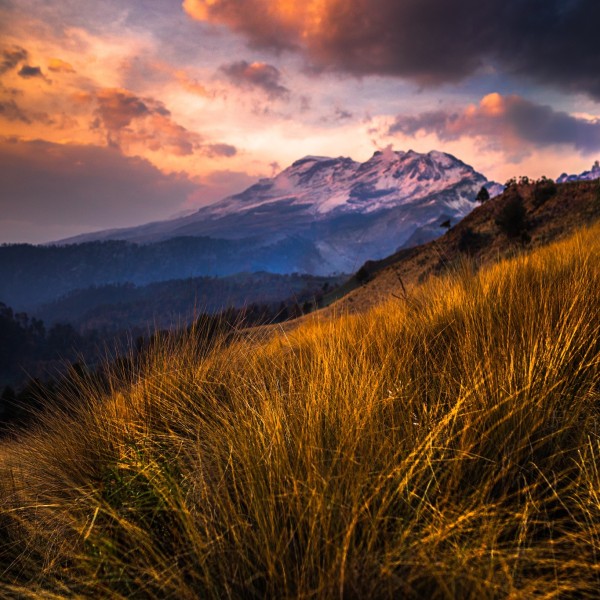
[[187, 0, 600, 99], [17, 65, 44, 79], [389, 94, 600, 154], [0, 138, 199, 242], [220, 60, 289, 99], [0, 46, 28, 75]]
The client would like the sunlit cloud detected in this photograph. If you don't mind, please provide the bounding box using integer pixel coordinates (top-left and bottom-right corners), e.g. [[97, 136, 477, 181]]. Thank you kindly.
[[174, 69, 211, 97], [48, 58, 75, 73], [389, 93, 600, 160], [0, 98, 31, 123]]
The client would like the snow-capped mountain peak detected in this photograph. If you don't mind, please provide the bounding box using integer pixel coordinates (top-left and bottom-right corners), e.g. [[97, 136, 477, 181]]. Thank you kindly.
[[200, 147, 492, 220]]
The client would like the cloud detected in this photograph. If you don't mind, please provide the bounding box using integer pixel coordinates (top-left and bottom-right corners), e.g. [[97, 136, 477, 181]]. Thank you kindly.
[[0, 138, 200, 243], [0, 99, 31, 123], [203, 143, 237, 157], [90, 88, 237, 158], [91, 88, 203, 156], [47, 58, 75, 73], [0, 85, 53, 124], [389, 93, 600, 156], [17, 65, 45, 79], [219, 60, 289, 99], [94, 88, 163, 130], [175, 70, 211, 97], [0, 46, 28, 75], [184, 0, 600, 99]]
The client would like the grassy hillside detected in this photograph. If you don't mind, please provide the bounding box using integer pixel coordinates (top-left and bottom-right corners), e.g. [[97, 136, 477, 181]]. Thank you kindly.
[[1, 220, 599, 598], [332, 178, 600, 313]]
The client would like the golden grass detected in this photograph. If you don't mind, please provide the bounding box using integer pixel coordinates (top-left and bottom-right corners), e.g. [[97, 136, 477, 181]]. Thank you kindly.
[[1, 222, 600, 598]]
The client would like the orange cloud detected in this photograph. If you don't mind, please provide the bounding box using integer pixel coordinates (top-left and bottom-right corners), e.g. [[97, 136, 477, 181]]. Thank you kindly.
[[48, 58, 75, 73], [91, 88, 203, 155], [90, 87, 236, 158], [175, 70, 210, 97], [94, 88, 157, 130], [182, 0, 330, 51], [479, 93, 505, 117]]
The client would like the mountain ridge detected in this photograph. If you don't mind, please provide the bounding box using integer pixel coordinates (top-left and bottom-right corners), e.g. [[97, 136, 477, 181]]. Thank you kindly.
[[557, 160, 600, 183]]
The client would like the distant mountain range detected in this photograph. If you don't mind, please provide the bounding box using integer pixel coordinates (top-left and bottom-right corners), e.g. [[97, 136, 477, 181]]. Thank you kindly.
[[557, 161, 600, 183], [59, 149, 502, 275]]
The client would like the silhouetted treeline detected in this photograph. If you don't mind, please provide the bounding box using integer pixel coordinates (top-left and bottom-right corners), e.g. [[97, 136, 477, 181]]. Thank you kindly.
[[0, 296, 324, 432], [35, 272, 342, 333], [0, 302, 98, 387]]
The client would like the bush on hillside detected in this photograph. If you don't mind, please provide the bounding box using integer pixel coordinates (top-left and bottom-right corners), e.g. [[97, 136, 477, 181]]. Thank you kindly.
[[355, 265, 371, 285], [495, 190, 529, 240], [533, 177, 557, 207], [475, 186, 490, 203], [457, 227, 487, 255]]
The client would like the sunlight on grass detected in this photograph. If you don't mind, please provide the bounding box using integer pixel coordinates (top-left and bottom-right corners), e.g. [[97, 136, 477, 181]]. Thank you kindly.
[[1, 222, 599, 598]]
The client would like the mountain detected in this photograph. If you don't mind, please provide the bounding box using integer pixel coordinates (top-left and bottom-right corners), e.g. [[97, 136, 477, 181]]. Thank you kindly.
[[59, 149, 502, 275], [557, 160, 600, 183], [0, 148, 500, 317]]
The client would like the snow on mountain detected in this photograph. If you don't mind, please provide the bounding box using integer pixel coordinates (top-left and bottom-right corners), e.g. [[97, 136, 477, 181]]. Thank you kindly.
[[219, 149, 493, 218], [58, 149, 500, 274], [557, 161, 600, 183]]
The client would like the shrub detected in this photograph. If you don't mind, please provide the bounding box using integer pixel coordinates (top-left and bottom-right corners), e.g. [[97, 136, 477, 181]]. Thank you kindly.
[[458, 227, 486, 254], [476, 186, 490, 203], [495, 191, 528, 239], [533, 177, 557, 206], [355, 266, 371, 285]]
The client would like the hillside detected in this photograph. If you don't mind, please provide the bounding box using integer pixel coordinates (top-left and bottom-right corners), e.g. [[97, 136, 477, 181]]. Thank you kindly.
[[331, 177, 600, 313], [1, 216, 599, 597]]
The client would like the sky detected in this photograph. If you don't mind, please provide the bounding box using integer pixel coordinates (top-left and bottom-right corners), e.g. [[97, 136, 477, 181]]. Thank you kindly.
[[1, 0, 599, 243]]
